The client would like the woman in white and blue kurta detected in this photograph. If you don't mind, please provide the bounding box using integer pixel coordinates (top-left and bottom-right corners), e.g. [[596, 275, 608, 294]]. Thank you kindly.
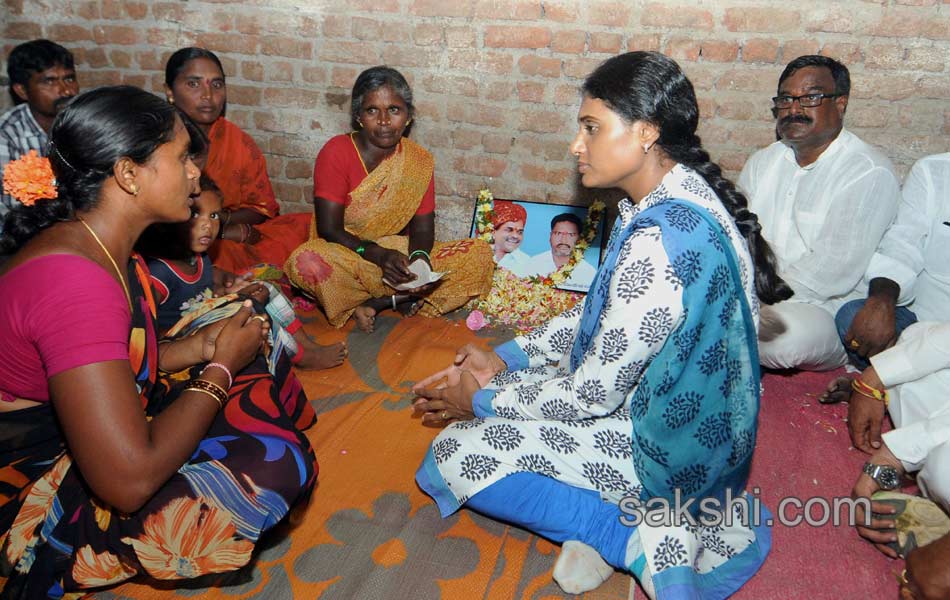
[[413, 52, 795, 599]]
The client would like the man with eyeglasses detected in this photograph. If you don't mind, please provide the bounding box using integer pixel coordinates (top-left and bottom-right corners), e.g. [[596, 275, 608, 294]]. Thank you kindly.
[[0, 39, 79, 219], [523, 212, 597, 291], [738, 55, 901, 371]]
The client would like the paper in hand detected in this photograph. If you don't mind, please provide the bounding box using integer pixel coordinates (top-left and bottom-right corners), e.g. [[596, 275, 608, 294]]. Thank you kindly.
[[384, 259, 447, 291]]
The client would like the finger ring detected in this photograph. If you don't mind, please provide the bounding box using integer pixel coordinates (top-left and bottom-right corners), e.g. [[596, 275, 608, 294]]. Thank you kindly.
[[441, 411, 449, 420], [850, 339, 860, 349], [251, 315, 268, 325], [898, 569, 909, 586]]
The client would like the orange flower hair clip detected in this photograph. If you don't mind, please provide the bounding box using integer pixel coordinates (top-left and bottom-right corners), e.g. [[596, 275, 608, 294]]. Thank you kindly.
[[2, 150, 57, 206]]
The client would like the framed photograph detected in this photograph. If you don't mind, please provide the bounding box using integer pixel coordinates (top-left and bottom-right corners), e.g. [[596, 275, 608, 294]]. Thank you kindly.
[[470, 198, 606, 293]]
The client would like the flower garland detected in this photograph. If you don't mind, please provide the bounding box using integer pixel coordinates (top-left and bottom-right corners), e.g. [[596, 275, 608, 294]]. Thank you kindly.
[[469, 188, 606, 334], [2, 150, 57, 206]]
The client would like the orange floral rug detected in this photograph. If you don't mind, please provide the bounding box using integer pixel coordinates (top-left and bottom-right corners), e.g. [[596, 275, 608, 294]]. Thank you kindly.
[[100, 311, 897, 600]]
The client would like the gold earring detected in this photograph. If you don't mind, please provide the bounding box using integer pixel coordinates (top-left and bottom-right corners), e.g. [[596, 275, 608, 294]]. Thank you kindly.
[[643, 143, 651, 155], [406, 118, 412, 126], [130, 183, 139, 196], [167, 97, 174, 105]]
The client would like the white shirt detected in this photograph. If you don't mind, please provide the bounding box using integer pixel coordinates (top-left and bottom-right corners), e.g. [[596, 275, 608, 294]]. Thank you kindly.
[[865, 154, 950, 322], [875, 321, 950, 472], [496, 247, 531, 277], [739, 129, 901, 314], [522, 250, 598, 292]]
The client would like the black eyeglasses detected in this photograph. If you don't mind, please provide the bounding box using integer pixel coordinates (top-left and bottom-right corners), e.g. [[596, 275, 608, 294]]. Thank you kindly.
[[771, 93, 843, 109]]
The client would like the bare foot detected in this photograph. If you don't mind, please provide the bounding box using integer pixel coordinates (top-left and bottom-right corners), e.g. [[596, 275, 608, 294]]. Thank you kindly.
[[295, 336, 346, 370], [818, 375, 852, 404], [353, 305, 376, 333]]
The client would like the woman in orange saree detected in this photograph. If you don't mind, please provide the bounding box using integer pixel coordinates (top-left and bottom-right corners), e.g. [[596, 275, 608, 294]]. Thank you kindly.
[[284, 67, 493, 332], [164, 47, 311, 274]]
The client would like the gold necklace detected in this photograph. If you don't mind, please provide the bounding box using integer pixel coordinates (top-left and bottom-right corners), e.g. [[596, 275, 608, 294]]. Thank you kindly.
[[77, 217, 133, 312]]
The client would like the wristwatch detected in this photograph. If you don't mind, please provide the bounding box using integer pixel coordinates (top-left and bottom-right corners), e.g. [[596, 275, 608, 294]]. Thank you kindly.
[[863, 462, 901, 490]]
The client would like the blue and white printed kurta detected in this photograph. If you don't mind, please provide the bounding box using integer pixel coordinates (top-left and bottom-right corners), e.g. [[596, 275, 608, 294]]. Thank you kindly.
[[418, 165, 768, 591]]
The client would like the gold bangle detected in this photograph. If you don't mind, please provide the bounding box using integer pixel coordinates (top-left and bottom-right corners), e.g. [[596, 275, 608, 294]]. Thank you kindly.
[[185, 386, 225, 410], [187, 378, 229, 407]]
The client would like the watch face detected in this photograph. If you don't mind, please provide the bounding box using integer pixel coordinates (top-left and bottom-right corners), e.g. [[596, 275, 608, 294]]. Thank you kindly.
[[877, 467, 900, 490]]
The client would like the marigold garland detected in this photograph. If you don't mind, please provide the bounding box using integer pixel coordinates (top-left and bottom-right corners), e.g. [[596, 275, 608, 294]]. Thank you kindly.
[[470, 189, 606, 334], [2, 150, 57, 206]]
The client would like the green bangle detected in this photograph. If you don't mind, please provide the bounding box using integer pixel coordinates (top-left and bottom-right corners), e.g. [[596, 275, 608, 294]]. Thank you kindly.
[[408, 249, 430, 261], [355, 240, 372, 256]]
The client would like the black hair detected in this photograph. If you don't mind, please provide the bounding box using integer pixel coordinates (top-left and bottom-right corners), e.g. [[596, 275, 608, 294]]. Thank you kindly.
[[7, 39, 75, 104], [176, 108, 209, 159], [350, 66, 414, 131], [551, 212, 583, 232], [778, 55, 850, 96], [164, 47, 225, 89], [0, 86, 178, 254], [582, 51, 793, 305], [197, 173, 221, 196]]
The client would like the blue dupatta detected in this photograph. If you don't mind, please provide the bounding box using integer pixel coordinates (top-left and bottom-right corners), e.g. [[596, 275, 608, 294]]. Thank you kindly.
[[571, 199, 760, 512]]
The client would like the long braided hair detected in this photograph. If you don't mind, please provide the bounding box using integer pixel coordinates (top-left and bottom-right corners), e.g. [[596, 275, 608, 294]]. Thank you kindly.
[[583, 51, 793, 304]]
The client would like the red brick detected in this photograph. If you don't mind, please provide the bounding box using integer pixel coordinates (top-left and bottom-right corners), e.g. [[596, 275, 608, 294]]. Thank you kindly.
[[727, 125, 775, 149], [241, 61, 264, 82], [352, 17, 408, 43], [416, 101, 443, 123], [302, 66, 327, 84], [324, 91, 349, 110], [742, 38, 780, 63], [454, 156, 507, 177], [518, 81, 546, 103], [724, 8, 800, 33], [382, 47, 442, 68], [5, 21, 41, 40], [696, 97, 717, 120], [665, 37, 701, 62], [473, 0, 543, 19], [641, 3, 714, 30], [319, 41, 379, 65], [346, 0, 400, 11], [452, 129, 482, 150], [847, 104, 892, 128], [261, 36, 312, 60], [447, 50, 513, 75], [410, 0, 474, 18], [269, 136, 314, 158], [781, 40, 821, 62], [82, 70, 123, 88], [554, 84, 580, 106], [331, 67, 358, 89], [485, 26, 551, 49], [270, 62, 294, 83], [151, 2, 184, 21], [551, 31, 586, 54], [423, 75, 479, 98], [233, 14, 261, 35], [146, 27, 179, 47], [701, 40, 739, 62], [485, 82, 513, 101], [84, 48, 109, 69], [563, 58, 602, 79], [683, 64, 717, 90], [284, 159, 313, 180], [121, 74, 149, 88], [917, 75, 950, 100], [865, 44, 906, 70], [821, 43, 863, 66], [717, 152, 748, 174], [520, 109, 566, 133], [519, 55, 562, 77], [265, 14, 318, 37], [272, 182, 308, 206], [48, 24, 94, 43], [588, 2, 632, 27], [541, 1, 578, 22], [906, 46, 946, 71], [865, 14, 950, 40], [716, 100, 771, 122], [804, 7, 853, 33], [228, 84, 263, 106], [521, 164, 570, 185], [110, 50, 132, 69], [135, 50, 167, 71], [445, 26, 476, 47], [590, 32, 622, 54], [850, 73, 917, 100], [716, 68, 781, 93], [320, 15, 345, 38], [196, 32, 256, 55], [413, 23, 443, 46], [482, 134, 513, 154], [446, 101, 506, 127], [101, 0, 147, 19], [628, 34, 662, 52], [218, 57, 238, 78], [69, 1, 99, 19]]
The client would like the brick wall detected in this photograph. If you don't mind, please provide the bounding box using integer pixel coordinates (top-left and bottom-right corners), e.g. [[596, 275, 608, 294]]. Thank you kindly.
[[3, 0, 948, 239]]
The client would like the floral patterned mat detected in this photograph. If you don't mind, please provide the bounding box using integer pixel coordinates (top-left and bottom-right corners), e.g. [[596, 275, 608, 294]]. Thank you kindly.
[[99, 311, 632, 600]]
